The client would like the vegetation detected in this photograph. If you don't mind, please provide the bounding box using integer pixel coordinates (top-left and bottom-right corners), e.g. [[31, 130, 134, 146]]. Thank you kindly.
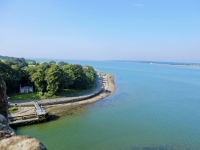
[[9, 89, 90, 101], [8, 106, 19, 113], [0, 59, 30, 93], [9, 93, 41, 101], [100, 72, 106, 76], [0, 55, 96, 99], [57, 89, 91, 97]]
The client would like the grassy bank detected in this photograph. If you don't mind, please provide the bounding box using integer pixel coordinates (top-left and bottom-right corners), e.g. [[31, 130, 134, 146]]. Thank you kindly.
[[9, 93, 41, 101], [9, 89, 92, 101]]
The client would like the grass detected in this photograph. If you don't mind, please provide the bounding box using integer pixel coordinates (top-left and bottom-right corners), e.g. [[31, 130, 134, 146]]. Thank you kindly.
[[9, 93, 41, 101], [8, 106, 19, 113], [57, 89, 90, 97], [9, 88, 92, 101], [99, 72, 106, 76]]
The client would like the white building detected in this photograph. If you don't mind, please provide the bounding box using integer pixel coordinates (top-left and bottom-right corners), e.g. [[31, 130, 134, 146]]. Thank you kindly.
[[19, 85, 33, 94]]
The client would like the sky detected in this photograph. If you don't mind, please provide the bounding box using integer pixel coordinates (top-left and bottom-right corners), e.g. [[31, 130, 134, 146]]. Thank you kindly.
[[0, 0, 200, 62]]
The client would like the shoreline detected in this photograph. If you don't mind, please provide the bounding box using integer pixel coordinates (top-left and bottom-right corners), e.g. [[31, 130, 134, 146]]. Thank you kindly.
[[9, 74, 116, 122], [46, 74, 115, 117]]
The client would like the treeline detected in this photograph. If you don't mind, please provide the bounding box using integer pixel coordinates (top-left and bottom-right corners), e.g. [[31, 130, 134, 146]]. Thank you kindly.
[[0, 55, 37, 67], [28, 62, 96, 97], [0, 57, 96, 97], [0, 60, 30, 94]]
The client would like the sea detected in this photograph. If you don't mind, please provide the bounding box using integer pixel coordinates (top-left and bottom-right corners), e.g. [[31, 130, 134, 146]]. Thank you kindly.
[[16, 60, 200, 150]]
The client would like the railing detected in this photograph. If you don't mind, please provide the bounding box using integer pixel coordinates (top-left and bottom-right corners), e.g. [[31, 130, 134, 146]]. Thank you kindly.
[[34, 101, 46, 115]]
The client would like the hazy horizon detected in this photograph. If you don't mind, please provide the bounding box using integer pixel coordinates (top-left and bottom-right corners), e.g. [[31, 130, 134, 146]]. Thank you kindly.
[[1, 0, 200, 62]]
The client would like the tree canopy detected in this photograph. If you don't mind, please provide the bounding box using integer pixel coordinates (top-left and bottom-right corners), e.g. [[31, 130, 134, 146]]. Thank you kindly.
[[0, 56, 96, 97]]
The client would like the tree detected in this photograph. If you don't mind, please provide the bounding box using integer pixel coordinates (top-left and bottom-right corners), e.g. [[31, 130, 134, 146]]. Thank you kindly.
[[0, 61, 23, 93], [83, 66, 96, 88], [44, 64, 62, 97], [0, 57, 96, 97], [58, 61, 68, 67], [31, 64, 47, 95], [61, 64, 74, 89], [49, 60, 56, 65], [69, 64, 87, 89]]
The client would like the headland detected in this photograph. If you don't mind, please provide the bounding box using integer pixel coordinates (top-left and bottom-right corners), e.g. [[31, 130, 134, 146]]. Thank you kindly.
[[8, 73, 115, 125]]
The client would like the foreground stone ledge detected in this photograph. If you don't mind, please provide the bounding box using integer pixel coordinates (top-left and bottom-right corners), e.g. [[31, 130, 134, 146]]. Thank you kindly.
[[0, 136, 47, 150]]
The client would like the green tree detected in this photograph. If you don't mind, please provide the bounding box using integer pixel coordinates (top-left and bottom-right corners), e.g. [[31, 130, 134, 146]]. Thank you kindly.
[[31, 64, 47, 95], [61, 64, 74, 89], [58, 61, 68, 67], [0, 60, 25, 93], [83, 66, 96, 88], [49, 60, 56, 65], [69, 64, 87, 89], [44, 64, 62, 97]]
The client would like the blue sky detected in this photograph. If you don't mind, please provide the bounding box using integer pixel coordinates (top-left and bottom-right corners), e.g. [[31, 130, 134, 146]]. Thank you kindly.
[[0, 0, 200, 62]]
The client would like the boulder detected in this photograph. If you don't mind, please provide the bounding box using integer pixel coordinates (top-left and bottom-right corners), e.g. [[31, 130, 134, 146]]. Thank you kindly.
[[0, 136, 47, 150]]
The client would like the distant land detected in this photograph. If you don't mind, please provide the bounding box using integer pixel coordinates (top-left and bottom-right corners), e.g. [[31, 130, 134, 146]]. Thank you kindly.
[[1, 55, 200, 67], [110, 60, 200, 67]]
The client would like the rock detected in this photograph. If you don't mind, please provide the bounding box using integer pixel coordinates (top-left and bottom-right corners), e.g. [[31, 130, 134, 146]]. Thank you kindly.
[[0, 74, 8, 120], [0, 114, 7, 125], [0, 136, 47, 150], [0, 115, 15, 140]]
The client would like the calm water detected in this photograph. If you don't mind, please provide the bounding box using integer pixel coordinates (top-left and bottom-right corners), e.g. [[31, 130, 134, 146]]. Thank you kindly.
[[16, 61, 200, 150]]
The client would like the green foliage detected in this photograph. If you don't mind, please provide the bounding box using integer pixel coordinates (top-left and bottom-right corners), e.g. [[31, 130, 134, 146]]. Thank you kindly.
[[0, 56, 96, 98], [0, 60, 31, 93], [8, 106, 19, 113], [9, 93, 41, 100], [45, 64, 62, 96], [49, 60, 56, 65], [27, 59, 36, 65], [58, 61, 68, 67], [31, 64, 47, 94], [4, 57, 28, 68], [99, 72, 106, 76], [58, 89, 90, 97]]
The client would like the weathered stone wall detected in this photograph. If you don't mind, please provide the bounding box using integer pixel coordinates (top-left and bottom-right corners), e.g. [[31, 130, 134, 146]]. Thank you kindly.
[[0, 74, 8, 121]]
